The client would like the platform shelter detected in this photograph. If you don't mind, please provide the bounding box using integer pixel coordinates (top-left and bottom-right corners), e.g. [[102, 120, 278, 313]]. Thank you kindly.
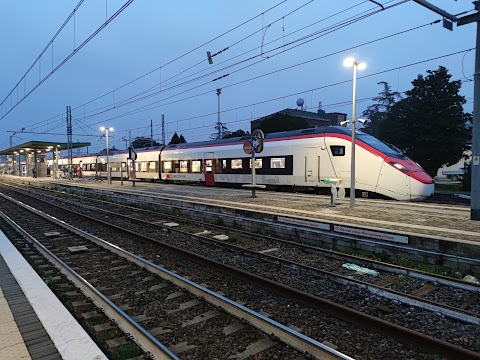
[[0, 141, 90, 178]]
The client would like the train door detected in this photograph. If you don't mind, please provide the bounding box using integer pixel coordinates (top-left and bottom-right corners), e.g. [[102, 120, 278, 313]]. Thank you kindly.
[[305, 147, 320, 183], [204, 152, 215, 186]]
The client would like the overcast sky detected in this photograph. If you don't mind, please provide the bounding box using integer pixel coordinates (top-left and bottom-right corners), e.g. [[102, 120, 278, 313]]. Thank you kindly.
[[0, 0, 476, 153]]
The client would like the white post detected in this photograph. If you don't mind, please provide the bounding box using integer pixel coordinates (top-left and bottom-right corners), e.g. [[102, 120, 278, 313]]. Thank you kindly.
[[251, 150, 256, 198], [106, 128, 111, 184], [350, 63, 358, 208]]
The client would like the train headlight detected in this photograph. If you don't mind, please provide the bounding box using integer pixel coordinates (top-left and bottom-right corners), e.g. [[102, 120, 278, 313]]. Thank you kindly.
[[389, 161, 411, 173]]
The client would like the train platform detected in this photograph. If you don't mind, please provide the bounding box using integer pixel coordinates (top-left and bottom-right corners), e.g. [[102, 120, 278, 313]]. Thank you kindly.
[[2, 175, 480, 270], [0, 230, 107, 360]]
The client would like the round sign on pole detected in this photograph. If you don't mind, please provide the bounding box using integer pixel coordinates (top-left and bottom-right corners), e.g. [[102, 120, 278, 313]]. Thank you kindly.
[[243, 141, 252, 154], [251, 129, 264, 153]]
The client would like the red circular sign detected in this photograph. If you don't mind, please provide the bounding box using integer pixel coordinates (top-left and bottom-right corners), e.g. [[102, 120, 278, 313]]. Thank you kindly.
[[243, 141, 252, 154]]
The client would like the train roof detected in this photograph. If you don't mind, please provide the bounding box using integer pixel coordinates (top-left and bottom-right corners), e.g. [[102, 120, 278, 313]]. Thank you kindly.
[[164, 126, 356, 150]]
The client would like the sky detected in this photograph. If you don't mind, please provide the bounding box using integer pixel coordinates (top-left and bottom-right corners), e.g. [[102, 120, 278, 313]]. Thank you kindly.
[[0, 0, 476, 154]]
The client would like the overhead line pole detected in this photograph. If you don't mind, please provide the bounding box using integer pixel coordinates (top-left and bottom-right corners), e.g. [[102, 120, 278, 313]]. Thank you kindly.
[[412, 0, 458, 22], [412, 0, 480, 220]]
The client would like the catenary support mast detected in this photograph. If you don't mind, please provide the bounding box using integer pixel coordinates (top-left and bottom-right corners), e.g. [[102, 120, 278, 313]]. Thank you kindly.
[[413, 0, 480, 220]]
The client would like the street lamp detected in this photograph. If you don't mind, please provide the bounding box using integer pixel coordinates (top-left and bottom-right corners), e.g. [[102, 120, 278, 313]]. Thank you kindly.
[[100, 126, 114, 184], [343, 57, 366, 208]]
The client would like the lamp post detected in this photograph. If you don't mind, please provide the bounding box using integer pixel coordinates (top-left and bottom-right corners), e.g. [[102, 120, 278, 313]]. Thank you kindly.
[[100, 126, 114, 184], [343, 57, 366, 208]]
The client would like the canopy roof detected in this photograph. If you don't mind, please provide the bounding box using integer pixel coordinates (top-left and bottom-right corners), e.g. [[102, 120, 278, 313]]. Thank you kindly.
[[0, 141, 91, 155]]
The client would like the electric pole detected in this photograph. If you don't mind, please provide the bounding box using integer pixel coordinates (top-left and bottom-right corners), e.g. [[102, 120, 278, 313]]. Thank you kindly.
[[217, 88, 222, 139], [150, 119, 153, 147], [162, 114, 165, 145], [412, 1, 480, 220], [66, 106, 73, 180]]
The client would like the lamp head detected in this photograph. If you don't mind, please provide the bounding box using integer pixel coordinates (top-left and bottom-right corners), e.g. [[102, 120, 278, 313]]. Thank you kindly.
[[358, 118, 369, 125], [100, 126, 105, 131], [357, 62, 367, 70], [343, 57, 355, 67], [340, 120, 349, 127]]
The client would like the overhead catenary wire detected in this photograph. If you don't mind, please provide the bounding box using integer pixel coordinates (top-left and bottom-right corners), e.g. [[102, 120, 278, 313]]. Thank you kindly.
[[4, 0, 295, 138], [7, 0, 400, 136], [66, 1, 412, 125], [70, 0, 291, 112], [74, 17, 439, 126], [0, 0, 87, 113], [0, 0, 136, 122], [79, 48, 475, 137], [3, 1, 471, 149]]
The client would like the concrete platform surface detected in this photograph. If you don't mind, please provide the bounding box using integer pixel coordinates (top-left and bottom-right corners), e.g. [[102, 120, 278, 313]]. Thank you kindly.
[[0, 230, 107, 360]]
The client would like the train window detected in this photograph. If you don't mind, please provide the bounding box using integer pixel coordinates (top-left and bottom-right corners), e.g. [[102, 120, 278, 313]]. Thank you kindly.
[[330, 146, 345, 156], [91, 163, 95, 170], [135, 162, 140, 172], [163, 161, 172, 172], [205, 159, 213, 172], [222, 160, 227, 169], [192, 160, 201, 173], [149, 162, 157, 172], [140, 162, 148, 172], [271, 158, 285, 169], [180, 161, 188, 173], [249, 158, 262, 169], [231, 159, 242, 169]]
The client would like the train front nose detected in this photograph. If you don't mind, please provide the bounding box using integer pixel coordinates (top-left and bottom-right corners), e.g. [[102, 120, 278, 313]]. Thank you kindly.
[[409, 170, 435, 200]]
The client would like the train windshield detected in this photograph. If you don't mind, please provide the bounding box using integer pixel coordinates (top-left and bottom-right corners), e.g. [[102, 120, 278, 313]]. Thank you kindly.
[[356, 133, 405, 158]]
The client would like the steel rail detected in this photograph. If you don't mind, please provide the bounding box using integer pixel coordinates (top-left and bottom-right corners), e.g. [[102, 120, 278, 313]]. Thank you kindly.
[[9, 183, 479, 323], [1, 191, 480, 359], [41, 181, 480, 267], [27, 182, 480, 293], [0, 209, 179, 360], [53, 189, 480, 325], [0, 192, 352, 360]]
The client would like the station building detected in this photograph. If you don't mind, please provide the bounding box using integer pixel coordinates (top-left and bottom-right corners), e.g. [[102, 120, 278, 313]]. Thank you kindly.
[[251, 108, 347, 132]]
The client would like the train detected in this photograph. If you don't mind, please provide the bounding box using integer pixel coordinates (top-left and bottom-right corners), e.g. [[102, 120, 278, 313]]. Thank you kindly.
[[48, 126, 435, 201]]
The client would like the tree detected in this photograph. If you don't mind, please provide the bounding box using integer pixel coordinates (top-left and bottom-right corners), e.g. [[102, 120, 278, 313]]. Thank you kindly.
[[169, 133, 187, 144], [362, 81, 401, 137], [377, 66, 471, 176], [257, 113, 311, 134], [131, 136, 160, 148], [222, 129, 249, 139], [211, 123, 230, 140], [169, 132, 180, 144]]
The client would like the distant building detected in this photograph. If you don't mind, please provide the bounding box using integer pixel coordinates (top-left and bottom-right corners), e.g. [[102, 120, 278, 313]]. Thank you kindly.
[[250, 108, 347, 132], [436, 148, 472, 181]]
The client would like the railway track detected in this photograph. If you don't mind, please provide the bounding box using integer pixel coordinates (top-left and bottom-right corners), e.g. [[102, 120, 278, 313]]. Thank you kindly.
[[7, 183, 480, 318], [0, 194, 336, 359], [1, 184, 479, 359]]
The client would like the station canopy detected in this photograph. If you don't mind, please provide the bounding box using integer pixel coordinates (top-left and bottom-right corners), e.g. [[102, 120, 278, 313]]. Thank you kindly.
[[0, 141, 91, 156]]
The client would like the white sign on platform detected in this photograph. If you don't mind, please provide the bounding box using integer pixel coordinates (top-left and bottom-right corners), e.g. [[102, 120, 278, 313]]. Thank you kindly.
[[473, 155, 479, 166], [277, 216, 330, 230], [334, 225, 408, 244]]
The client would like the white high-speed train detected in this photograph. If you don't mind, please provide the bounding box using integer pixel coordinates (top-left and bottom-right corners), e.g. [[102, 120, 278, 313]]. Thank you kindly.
[[49, 126, 435, 201]]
